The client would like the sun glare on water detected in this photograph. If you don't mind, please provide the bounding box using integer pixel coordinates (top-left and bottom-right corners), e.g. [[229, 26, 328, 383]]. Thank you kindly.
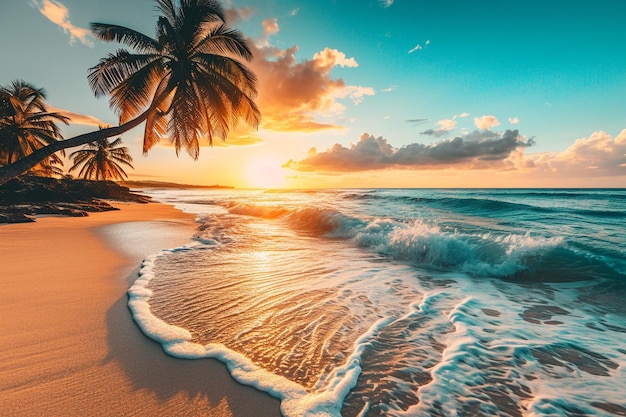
[[244, 156, 286, 189]]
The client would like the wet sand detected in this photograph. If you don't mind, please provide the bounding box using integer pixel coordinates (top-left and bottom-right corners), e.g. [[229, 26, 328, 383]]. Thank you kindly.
[[0, 202, 281, 417]]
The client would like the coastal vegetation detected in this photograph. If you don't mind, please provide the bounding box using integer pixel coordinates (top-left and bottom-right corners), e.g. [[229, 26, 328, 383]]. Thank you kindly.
[[69, 137, 134, 181], [0, 80, 69, 177], [0, 0, 260, 185]]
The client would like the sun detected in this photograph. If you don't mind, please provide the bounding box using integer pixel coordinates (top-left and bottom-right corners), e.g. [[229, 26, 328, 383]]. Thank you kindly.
[[244, 156, 286, 189]]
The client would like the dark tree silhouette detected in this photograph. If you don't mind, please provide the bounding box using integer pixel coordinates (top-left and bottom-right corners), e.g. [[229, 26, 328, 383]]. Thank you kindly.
[[0, 80, 69, 175], [69, 137, 134, 181], [0, 0, 260, 185]]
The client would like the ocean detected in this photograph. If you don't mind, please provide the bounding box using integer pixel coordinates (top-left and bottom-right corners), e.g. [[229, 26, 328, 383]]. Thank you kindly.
[[129, 188, 626, 417]]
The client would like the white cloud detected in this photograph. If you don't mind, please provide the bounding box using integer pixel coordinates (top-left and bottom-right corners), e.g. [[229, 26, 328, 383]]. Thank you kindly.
[[313, 48, 359, 69], [337, 86, 376, 105], [529, 130, 626, 177], [453, 112, 470, 119], [474, 115, 500, 130], [509, 117, 520, 124], [380, 0, 394, 7], [32, 0, 93, 47], [421, 119, 457, 137], [409, 39, 430, 54]]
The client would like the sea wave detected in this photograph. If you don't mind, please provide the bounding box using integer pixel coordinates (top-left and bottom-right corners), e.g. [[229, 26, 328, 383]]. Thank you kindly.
[[212, 201, 624, 282]]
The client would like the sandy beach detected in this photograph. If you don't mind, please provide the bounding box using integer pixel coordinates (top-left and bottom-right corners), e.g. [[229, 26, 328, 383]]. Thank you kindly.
[[0, 202, 281, 417]]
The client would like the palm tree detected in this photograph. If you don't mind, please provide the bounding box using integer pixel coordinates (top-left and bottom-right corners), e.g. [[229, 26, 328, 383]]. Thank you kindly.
[[0, 0, 260, 185], [0, 80, 69, 175], [69, 137, 134, 181]]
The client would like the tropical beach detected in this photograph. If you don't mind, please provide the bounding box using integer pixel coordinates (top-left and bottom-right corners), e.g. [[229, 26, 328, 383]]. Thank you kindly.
[[1, 0, 625, 416], [0, 201, 280, 417]]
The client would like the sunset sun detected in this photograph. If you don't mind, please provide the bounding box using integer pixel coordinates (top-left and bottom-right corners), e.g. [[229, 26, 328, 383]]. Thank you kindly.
[[244, 156, 286, 189]]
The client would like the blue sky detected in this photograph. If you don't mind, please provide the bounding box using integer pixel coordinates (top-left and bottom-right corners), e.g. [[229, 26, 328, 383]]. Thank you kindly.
[[1, 0, 625, 187]]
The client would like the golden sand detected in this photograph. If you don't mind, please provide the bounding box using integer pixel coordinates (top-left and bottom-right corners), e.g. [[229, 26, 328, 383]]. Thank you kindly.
[[0, 202, 281, 417]]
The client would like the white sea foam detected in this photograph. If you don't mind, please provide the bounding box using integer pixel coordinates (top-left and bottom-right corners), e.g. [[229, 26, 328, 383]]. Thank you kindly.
[[133, 188, 626, 416], [130, 247, 415, 417]]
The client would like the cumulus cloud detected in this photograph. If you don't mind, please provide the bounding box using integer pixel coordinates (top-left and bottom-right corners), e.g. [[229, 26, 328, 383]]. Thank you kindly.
[[224, 6, 374, 134], [262, 18, 280, 38], [420, 119, 456, 137], [32, 0, 93, 47], [284, 130, 533, 172], [509, 117, 520, 124], [312, 48, 359, 69], [474, 115, 500, 130], [530, 130, 626, 177], [421, 119, 457, 137], [250, 42, 374, 132], [223, 0, 254, 24], [453, 112, 470, 119]]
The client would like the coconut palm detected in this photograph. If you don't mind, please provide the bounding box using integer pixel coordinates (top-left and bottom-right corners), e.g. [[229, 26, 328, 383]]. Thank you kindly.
[[69, 137, 134, 181], [0, 0, 260, 184], [0, 80, 69, 175]]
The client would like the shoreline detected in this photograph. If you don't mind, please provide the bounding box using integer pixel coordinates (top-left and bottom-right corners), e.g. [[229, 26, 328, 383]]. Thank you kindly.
[[0, 201, 281, 416]]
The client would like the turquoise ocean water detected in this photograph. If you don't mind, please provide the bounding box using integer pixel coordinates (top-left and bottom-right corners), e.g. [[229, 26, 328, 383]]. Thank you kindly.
[[130, 188, 626, 417]]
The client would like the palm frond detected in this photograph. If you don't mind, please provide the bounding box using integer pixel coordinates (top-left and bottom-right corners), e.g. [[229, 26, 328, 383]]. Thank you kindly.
[[91, 23, 160, 53], [69, 137, 133, 180], [88, 50, 162, 98], [193, 25, 253, 61], [154, 0, 176, 22]]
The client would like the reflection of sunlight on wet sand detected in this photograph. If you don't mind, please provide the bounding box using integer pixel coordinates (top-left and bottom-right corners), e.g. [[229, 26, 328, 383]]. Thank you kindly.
[[245, 156, 286, 189]]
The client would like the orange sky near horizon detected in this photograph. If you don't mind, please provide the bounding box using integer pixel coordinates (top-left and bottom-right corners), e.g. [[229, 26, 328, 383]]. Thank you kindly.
[[2, 0, 625, 189]]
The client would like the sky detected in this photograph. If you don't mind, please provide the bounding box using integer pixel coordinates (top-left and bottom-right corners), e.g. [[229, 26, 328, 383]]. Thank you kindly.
[[1, 0, 625, 188]]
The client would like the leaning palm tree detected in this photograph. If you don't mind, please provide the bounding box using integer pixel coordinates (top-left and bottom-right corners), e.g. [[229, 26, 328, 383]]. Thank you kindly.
[[0, 0, 260, 184], [69, 137, 134, 181], [0, 80, 69, 174]]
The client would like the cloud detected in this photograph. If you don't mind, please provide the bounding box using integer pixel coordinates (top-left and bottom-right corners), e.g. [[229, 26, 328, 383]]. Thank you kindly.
[[250, 41, 374, 132], [409, 39, 430, 53], [312, 48, 359, 69], [380, 0, 394, 7], [381, 85, 398, 93], [284, 130, 533, 172], [32, 0, 93, 47], [289, 8, 300, 16], [420, 119, 457, 137], [509, 117, 520, 124], [453, 112, 470, 119], [474, 115, 500, 130], [48, 106, 105, 126], [262, 18, 280, 38], [224, 1, 254, 24], [529, 130, 626, 177]]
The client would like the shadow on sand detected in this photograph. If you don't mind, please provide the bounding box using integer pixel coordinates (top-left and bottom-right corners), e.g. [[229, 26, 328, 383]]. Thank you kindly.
[[103, 266, 283, 416]]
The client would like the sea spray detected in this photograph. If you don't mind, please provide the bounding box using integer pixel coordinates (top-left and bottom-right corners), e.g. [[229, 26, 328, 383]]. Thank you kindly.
[[132, 188, 626, 417]]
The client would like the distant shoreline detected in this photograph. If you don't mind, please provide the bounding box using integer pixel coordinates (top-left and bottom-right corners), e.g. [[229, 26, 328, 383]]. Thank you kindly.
[[122, 180, 234, 189]]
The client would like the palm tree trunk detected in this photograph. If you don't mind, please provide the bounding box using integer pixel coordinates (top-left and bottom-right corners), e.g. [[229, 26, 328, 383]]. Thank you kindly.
[[0, 111, 150, 186]]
